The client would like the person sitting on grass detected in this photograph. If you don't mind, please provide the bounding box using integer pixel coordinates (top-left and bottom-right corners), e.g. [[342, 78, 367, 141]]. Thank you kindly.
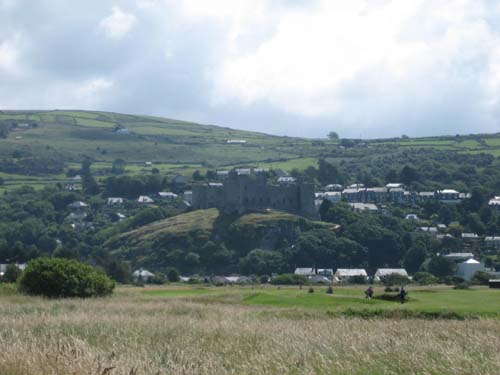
[[399, 286, 407, 304], [365, 286, 374, 299]]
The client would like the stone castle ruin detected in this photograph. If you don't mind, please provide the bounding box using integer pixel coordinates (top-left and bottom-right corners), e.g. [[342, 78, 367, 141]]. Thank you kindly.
[[192, 169, 317, 218]]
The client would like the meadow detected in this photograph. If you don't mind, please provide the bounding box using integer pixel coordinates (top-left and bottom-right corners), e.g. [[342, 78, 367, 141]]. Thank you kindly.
[[1, 284, 500, 375]]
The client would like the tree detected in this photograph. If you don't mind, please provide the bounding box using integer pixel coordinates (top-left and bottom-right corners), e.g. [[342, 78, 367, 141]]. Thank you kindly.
[[327, 131, 339, 140], [111, 159, 126, 174], [239, 249, 283, 275], [192, 170, 204, 181], [166, 267, 180, 282], [428, 257, 456, 277], [403, 244, 427, 274], [19, 257, 114, 298], [400, 165, 419, 185]]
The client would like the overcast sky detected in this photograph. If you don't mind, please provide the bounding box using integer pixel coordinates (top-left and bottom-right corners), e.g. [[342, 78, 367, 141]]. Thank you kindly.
[[1, 0, 500, 138]]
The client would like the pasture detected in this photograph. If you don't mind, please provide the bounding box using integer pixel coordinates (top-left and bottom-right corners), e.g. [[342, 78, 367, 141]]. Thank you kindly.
[[1, 284, 499, 375]]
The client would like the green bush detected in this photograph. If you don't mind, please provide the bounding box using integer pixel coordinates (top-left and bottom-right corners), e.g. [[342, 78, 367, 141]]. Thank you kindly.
[[270, 274, 308, 285], [472, 271, 495, 286], [326, 286, 333, 294], [348, 275, 367, 284], [166, 267, 180, 282], [380, 274, 411, 286], [308, 287, 314, 293], [19, 257, 114, 298], [413, 272, 438, 285]]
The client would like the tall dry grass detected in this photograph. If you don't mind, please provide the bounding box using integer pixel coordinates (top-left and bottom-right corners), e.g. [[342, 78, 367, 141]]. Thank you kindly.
[[0, 290, 498, 375]]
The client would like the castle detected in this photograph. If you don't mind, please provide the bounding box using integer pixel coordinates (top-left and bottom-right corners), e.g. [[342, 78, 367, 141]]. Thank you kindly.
[[192, 169, 317, 219]]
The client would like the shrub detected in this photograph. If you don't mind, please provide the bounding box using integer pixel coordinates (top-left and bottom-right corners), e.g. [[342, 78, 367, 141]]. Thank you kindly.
[[259, 275, 269, 284], [413, 271, 438, 285], [149, 273, 167, 285], [472, 271, 495, 286], [308, 287, 314, 293], [1, 264, 23, 283], [326, 286, 333, 294], [166, 267, 180, 282], [384, 286, 393, 292], [19, 257, 114, 298], [348, 275, 367, 284], [454, 282, 470, 290], [270, 274, 307, 285], [380, 274, 410, 287]]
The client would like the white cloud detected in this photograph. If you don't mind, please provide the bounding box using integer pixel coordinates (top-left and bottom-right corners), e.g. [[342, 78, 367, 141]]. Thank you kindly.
[[99, 6, 137, 40], [203, 0, 500, 130], [0, 35, 22, 75], [0, 0, 17, 9]]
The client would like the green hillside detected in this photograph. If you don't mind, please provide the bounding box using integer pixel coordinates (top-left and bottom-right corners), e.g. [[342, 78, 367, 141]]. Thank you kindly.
[[106, 208, 333, 271], [2, 109, 500, 193]]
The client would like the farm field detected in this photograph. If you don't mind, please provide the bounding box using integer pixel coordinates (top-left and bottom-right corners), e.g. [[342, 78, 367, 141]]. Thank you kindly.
[[1, 284, 500, 375]]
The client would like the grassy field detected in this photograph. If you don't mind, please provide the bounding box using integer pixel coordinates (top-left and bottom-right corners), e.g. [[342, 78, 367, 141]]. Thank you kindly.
[[1, 284, 500, 375]]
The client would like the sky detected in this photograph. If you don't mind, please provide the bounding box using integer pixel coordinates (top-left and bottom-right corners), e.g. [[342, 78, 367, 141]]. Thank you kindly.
[[1, 0, 500, 138]]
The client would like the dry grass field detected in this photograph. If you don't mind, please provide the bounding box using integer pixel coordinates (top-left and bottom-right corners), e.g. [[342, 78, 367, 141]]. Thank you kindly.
[[1, 286, 500, 375]]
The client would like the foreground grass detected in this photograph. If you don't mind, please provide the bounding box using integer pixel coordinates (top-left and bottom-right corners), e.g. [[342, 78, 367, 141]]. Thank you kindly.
[[1, 285, 500, 374]]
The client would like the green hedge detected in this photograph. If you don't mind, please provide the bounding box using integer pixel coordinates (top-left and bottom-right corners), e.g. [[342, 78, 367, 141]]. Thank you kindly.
[[19, 257, 114, 298]]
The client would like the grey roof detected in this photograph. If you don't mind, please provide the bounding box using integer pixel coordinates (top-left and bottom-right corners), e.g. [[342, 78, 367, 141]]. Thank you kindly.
[[335, 269, 368, 277], [294, 268, 315, 275]]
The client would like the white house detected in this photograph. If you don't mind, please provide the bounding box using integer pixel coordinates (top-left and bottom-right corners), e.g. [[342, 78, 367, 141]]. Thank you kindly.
[[294, 268, 316, 276], [277, 177, 296, 184], [67, 201, 88, 210], [132, 268, 154, 282], [137, 195, 154, 204], [374, 268, 408, 281], [405, 214, 419, 220], [107, 197, 123, 205], [444, 252, 474, 261], [485, 236, 500, 250], [456, 259, 486, 281], [227, 139, 247, 144], [386, 183, 404, 189], [158, 192, 178, 200], [335, 269, 368, 282]]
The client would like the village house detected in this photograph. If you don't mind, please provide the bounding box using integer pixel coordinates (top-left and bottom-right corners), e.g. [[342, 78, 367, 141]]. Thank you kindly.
[[132, 268, 154, 282], [443, 252, 474, 261], [137, 195, 154, 204], [158, 192, 178, 200], [416, 226, 438, 235], [325, 184, 343, 191], [294, 268, 316, 277], [322, 191, 342, 203], [107, 197, 123, 205], [456, 259, 486, 281], [334, 269, 368, 283], [484, 236, 500, 250], [437, 189, 460, 203]]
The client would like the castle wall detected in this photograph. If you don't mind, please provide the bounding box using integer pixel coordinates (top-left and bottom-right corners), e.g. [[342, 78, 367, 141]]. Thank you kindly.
[[192, 173, 316, 218]]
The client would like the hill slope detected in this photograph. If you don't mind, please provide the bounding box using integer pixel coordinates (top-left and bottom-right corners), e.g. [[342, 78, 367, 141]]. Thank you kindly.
[[106, 208, 335, 272]]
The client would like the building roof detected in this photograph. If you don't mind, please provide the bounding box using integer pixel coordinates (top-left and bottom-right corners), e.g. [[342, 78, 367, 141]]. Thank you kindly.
[[138, 195, 154, 203], [277, 177, 296, 183], [294, 268, 315, 275], [107, 197, 123, 204], [419, 192, 435, 196], [444, 252, 474, 260], [386, 183, 404, 188], [461, 233, 479, 238], [485, 236, 500, 241], [439, 189, 459, 194], [132, 269, 154, 277], [350, 203, 378, 211], [158, 192, 178, 198], [335, 269, 368, 277], [208, 182, 223, 187], [461, 258, 480, 264], [67, 201, 88, 209]]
